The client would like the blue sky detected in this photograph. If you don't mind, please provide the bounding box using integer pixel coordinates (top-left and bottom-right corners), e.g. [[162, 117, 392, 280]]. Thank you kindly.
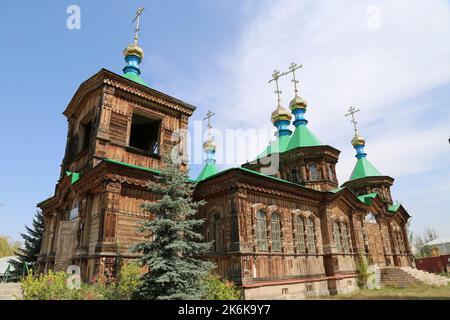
[[0, 0, 449, 242]]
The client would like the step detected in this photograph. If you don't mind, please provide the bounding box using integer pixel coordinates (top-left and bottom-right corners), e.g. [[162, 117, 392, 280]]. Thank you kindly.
[[380, 267, 449, 288], [0, 283, 22, 300]]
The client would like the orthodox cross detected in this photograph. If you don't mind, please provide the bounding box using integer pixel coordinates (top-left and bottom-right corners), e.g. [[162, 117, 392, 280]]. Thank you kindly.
[[268, 70, 285, 106], [345, 106, 361, 135], [283, 62, 303, 95], [203, 110, 215, 140], [132, 6, 145, 45]]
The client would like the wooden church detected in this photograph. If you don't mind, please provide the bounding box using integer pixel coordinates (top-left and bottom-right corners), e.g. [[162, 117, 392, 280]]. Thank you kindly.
[[37, 9, 413, 299]]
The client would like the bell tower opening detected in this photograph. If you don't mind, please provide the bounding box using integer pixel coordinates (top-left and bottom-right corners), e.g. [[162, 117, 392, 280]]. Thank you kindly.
[[129, 113, 161, 154]]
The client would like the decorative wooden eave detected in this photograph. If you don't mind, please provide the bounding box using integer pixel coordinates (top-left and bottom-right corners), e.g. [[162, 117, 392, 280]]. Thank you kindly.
[[281, 145, 341, 163], [341, 175, 395, 189], [324, 187, 368, 211], [63, 68, 196, 118], [195, 167, 323, 206], [70, 159, 162, 194], [390, 205, 410, 223], [36, 196, 58, 212]]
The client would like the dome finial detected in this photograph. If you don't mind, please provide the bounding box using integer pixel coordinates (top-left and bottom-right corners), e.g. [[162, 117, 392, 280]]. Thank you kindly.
[[345, 106, 367, 158], [284, 62, 308, 126], [123, 7, 145, 76], [203, 110, 216, 164], [269, 70, 292, 136]]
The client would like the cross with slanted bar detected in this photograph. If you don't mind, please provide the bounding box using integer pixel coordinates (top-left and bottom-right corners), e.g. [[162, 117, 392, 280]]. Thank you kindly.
[[283, 62, 303, 95], [132, 7, 145, 45], [345, 106, 361, 135], [203, 110, 215, 139], [269, 70, 285, 107]]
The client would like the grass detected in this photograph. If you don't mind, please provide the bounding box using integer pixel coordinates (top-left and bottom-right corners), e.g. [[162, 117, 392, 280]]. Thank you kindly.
[[311, 284, 450, 300]]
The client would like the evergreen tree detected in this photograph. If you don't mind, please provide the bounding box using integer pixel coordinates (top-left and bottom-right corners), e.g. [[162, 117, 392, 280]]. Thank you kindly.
[[132, 155, 214, 300], [9, 210, 44, 278]]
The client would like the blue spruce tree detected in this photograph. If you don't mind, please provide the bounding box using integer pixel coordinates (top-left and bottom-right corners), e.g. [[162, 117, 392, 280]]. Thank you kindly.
[[132, 155, 214, 299]]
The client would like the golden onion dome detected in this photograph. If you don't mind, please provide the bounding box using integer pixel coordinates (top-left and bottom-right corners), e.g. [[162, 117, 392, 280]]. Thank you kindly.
[[271, 105, 292, 123], [123, 44, 145, 60], [351, 134, 366, 147], [203, 139, 216, 152], [289, 95, 308, 111]]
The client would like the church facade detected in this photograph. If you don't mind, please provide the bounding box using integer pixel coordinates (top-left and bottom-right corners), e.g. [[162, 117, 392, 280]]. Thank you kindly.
[[37, 29, 413, 299]]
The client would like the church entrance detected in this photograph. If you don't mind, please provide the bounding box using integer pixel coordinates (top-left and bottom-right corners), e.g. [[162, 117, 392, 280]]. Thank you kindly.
[[54, 219, 78, 272], [365, 221, 386, 267]]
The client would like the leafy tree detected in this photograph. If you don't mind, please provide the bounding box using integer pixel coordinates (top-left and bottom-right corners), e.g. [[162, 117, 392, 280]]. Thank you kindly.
[[414, 226, 439, 258], [0, 236, 21, 257], [9, 210, 44, 278], [203, 274, 240, 300], [132, 155, 214, 300]]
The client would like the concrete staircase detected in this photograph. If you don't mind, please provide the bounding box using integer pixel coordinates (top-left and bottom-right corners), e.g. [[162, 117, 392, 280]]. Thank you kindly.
[[381, 267, 450, 288], [0, 283, 22, 300]]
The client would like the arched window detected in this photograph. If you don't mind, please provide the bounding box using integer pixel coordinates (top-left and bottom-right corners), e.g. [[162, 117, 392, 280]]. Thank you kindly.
[[333, 221, 342, 252], [291, 169, 300, 184], [294, 216, 306, 253], [341, 223, 350, 253], [397, 231, 405, 253], [327, 164, 334, 181], [210, 212, 221, 253], [271, 213, 282, 252], [69, 200, 79, 220], [256, 210, 268, 251], [306, 218, 316, 253], [309, 164, 320, 181], [365, 212, 377, 224]]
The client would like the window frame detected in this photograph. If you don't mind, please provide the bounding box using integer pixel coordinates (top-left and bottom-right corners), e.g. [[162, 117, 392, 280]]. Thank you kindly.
[[306, 218, 316, 254], [333, 221, 342, 253], [271, 212, 282, 252], [294, 216, 306, 253], [210, 212, 221, 253], [256, 210, 268, 252], [341, 223, 351, 253], [309, 163, 320, 181]]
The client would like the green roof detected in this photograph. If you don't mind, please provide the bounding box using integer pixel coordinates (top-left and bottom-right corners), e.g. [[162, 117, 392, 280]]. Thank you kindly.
[[197, 165, 305, 190], [388, 203, 401, 213], [65, 171, 80, 184], [357, 192, 378, 205], [196, 163, 219, 181], [286, 125, 322, 151], [122, 72, 148, 87], [257, 135, 290, 159], [349, 157, 382, 181], [104, 158, 197, 183]]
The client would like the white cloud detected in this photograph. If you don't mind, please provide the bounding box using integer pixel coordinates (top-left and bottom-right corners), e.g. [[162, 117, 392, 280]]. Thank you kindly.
[[203, 0, 450, 172]]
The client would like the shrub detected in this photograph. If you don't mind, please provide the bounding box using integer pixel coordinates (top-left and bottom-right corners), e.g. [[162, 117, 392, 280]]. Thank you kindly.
[[21, 270, 79, 300], [356, 255, 370, 289], [107, 262, 143, 300], [203, 274, 240, 300], [21, 270, 110, 300]]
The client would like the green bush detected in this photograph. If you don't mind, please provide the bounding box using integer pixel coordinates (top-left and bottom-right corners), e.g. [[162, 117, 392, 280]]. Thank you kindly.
[[20, 263, 142, 300], [203, 274, 240, 300], [21, 270, 107, 300], [106, 262, 143, 300]]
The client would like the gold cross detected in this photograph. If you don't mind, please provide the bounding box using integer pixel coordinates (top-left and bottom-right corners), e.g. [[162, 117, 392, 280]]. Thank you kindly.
[[268, 70, 285, 107], [203, 110, 215, 139], [283, 62, 303, 95], [132, 7, 145, 45], [345, 106, 361, 135]]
